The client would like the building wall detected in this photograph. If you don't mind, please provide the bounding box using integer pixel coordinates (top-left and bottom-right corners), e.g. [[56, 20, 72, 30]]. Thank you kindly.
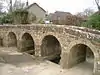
[[27, 4, 46, 22]]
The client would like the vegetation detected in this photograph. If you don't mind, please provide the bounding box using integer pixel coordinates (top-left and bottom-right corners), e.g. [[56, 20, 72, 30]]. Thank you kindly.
[[12, 9, 29, 24], [95, 0, 100, 11], [1, 13, 13, 24], [0, 10, 37, 24], [81, 12, 100, 30], [0, 0, 36, 24], [38, 19, 44, 24]]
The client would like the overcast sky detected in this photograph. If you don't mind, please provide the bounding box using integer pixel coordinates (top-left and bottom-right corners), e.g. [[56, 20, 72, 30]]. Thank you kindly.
[[19, 0, 98, 14]]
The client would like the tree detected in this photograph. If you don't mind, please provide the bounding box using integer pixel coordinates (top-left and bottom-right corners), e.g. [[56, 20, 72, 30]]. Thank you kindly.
[[76, 12, 84, 17], [82, 12, 100, 30], [0, 0, 6, 13], [2, 0, 26, 12], [12, 0, 25, 11], [0, 0, 12, 12], [0, 2, 3, 13], [76, 8, 94, 17], [95, 0, 100, 11], [83, 8, 94, 16]]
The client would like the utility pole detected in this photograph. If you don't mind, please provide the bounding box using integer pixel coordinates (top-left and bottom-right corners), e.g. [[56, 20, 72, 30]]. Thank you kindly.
[[10, 0, 12, 12], [26, 0, 29, 7]]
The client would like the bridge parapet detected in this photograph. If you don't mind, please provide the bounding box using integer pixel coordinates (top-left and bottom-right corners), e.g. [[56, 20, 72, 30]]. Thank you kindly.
[[0, 24, 100, 46], [0, 24, 100, 35], [64, 26, 100, 47]]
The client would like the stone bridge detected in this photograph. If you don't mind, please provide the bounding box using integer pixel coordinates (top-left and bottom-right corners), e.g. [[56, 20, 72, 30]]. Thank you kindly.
[[0, 24, 100, 75]]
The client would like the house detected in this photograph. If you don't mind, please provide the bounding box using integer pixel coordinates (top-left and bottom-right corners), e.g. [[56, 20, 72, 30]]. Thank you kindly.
[[49, 11, 72, 25], [26, 3, 46, 23], [49, 11, 88, 25]]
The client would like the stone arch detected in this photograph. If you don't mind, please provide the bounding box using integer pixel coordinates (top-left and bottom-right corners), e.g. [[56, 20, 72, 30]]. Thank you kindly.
[[68, 44, 94, 68], [8, 32, 17, 47], [21, 33, 35, 55], [67, 39, 98, 58], [62, 39, 99, 74], [41, 35, 61, 64]]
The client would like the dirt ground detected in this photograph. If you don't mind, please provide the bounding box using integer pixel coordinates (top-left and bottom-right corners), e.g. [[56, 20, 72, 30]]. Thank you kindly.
[[0, 47, 93, 75]]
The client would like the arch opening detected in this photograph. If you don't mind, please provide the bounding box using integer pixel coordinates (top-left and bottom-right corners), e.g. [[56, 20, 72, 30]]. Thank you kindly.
[[68, 44, 94, 71], [8, 32, 17, 47], [21, 33, 35, 55], [41, 35, 61, 64]]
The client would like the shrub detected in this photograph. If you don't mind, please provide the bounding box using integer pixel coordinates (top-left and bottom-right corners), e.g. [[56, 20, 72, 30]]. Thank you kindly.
[[1, 13, 13, 24], [0, 9, 37, 24], [12, 9, 29, 24], [81, 12, 100, 30]]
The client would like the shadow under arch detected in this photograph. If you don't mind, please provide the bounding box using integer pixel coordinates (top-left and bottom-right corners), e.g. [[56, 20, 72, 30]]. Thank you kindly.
[[41, 35, 61, 64], [21, 33, 35, 55], [8, 32, 17, 47], [68, 44, 94, 68], [67, 39, 98, 58], [65, 39, 99, 74]]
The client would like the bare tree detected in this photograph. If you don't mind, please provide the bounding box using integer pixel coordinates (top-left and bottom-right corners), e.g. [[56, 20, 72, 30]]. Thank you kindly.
[[76, 8, 94, 17], [13, 0, 25, 11], [83, 8, 94, 16], [10, 0, 12, 12], [76, 12, 84, 17], [0, 0, 12, 12], [95, 0, 100, 11], [2, 0, 25, 12], [0, 2, 3, 13]]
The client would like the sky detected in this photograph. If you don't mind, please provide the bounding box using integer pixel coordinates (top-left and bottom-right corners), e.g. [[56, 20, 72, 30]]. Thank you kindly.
[[4, 0, 99, 14], [22, 0, 98, 14]]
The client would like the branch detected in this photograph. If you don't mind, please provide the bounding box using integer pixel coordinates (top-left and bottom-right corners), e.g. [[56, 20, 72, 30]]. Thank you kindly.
[[95, 0, 100, 11]]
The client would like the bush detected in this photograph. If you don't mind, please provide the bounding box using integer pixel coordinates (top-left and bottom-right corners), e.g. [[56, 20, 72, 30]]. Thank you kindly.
[[12, 9, 37, 24], [81, 12, 100, 30], [0, 9, 37, 24], [12, 9, 29, 24], [1, 13, 13, 24]]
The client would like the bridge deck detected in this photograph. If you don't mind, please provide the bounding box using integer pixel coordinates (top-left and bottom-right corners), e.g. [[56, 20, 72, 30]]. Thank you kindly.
[[0, 24, 100, 43]]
